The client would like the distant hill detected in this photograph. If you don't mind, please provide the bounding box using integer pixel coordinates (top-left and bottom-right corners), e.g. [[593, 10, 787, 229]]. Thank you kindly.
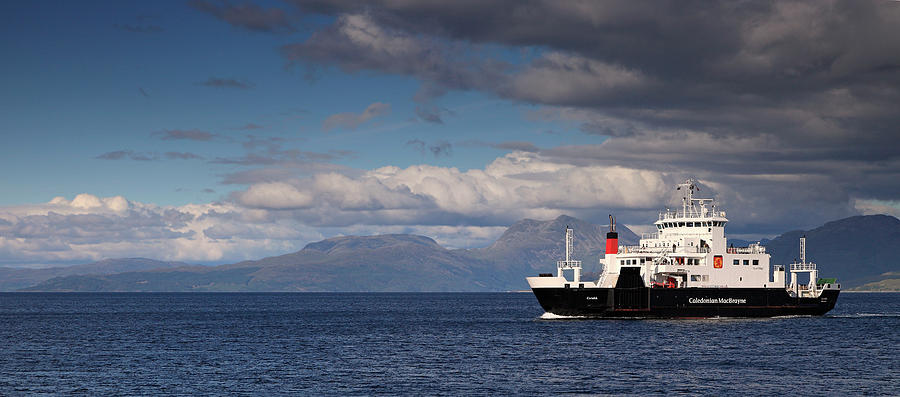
[[0, 258, 190, 291], [23, 215, 633, 292], [764, 215, 900, 287], [849, 272, 900, 292], [24, 235, 496, 292], [17, 214, 900, 292]]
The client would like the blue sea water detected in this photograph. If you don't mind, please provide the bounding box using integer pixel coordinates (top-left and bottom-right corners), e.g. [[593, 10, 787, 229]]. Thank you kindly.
[[0, 292, 897, 395]]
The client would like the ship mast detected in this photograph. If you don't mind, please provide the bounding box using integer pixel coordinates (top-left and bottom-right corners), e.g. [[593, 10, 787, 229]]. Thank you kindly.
[[557, 225, 582, 283]]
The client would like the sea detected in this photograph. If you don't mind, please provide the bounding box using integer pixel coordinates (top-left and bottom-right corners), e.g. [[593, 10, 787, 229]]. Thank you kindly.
[[0, 292, 897, 395]]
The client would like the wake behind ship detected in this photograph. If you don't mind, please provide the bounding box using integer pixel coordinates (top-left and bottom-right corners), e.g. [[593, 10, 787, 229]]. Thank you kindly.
[[527, 179, 840, 318]]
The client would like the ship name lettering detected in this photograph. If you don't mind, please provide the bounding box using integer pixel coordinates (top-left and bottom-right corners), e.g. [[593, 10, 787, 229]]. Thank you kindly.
[[688, 297, 747, 304]]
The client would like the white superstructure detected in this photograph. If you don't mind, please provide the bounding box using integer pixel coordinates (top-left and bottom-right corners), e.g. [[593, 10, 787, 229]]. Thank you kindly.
[[598, 179, 770, 289]]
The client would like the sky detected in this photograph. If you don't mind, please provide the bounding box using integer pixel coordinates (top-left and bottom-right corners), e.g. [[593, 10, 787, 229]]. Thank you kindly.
[[2, 0, 900, 267]]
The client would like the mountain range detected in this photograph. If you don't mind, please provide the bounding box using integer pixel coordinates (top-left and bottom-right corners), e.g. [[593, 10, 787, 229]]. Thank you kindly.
[[0, 258, 190, 291], [11, 214, 900, 292]]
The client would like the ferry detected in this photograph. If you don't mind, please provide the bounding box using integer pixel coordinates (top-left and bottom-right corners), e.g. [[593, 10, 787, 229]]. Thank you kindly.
[[527, 179, 840, 318]]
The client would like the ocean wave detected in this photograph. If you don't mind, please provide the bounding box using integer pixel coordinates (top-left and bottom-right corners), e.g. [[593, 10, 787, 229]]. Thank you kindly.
[[539, 312, 585, 320], [828, 313, 900, 318]]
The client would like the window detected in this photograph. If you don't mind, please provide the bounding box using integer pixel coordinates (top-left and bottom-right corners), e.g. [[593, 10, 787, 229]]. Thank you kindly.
[[679, 222, 685, 227], [702, 275, 709, 282], [691, 275, 701, 281], [687, 222, 693, 227], [743, 260, 750, 266], [753, 259, 759, 266], [620, 260, 625, 266], [733, 259, 739, 266]]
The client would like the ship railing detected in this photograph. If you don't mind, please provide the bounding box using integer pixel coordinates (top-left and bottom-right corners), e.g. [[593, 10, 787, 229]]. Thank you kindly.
[[726, 246, 767, 254], [790, 263, 817, 271], [658, 209, 727, 220], [557, 260, 582, 269], [625, 245, 710, 254], [619, 246, 670, 254]]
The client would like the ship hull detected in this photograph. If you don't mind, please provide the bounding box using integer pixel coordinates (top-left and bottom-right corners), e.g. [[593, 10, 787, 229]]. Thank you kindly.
[[532, 287, 839, 318]]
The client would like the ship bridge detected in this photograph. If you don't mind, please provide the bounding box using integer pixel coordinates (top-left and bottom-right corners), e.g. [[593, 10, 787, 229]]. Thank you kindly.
[[640, 180, 729, 255]]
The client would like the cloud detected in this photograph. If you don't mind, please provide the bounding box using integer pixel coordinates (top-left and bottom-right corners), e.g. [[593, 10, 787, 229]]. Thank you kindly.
[[429, 141, 452, 157], [153, 129, 218, 141], [281, 13, 509, 100], [461, 140, 541, 153], [234, 123, 264, 130], [406, 139, 425, 154], [279, 1, 900, 159], [224, 151, 672, 229], [196, 77, 254, 89], [235, 182, 314, 209], [165, 152, 204, 160], [491, 141, 540, 153], [415, 105, 451, 124], [0, 194, 306, 264], [190, 0, 295, 33], [508, 52, 651, 106], [322, 102, 391, 131], [95, 150, 204, 161], [95, 150, 157, 161], [6, 147, 898, 265], [406, 139, 454, 157]]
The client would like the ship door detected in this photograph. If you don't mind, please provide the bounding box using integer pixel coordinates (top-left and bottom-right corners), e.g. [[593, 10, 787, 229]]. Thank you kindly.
[[613, 267, 650, 310]]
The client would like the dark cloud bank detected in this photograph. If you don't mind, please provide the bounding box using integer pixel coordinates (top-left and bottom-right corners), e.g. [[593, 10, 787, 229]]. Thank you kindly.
[[205, 0, 900, 234]]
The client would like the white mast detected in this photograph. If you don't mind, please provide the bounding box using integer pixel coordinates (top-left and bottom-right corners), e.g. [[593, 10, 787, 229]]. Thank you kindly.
[[800, 235, 806, 265], [557, 225, 582, 283]]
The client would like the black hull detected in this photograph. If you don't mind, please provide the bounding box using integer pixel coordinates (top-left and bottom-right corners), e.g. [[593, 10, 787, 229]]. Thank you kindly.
[[532, 287, 839, 318]]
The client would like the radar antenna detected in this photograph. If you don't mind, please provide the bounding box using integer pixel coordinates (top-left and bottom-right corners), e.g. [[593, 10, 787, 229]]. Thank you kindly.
[[676, 178, 700, 216]]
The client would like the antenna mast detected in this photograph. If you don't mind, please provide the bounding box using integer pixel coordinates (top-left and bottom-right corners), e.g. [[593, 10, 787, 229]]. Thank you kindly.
[[800, 235, 806, 264]]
